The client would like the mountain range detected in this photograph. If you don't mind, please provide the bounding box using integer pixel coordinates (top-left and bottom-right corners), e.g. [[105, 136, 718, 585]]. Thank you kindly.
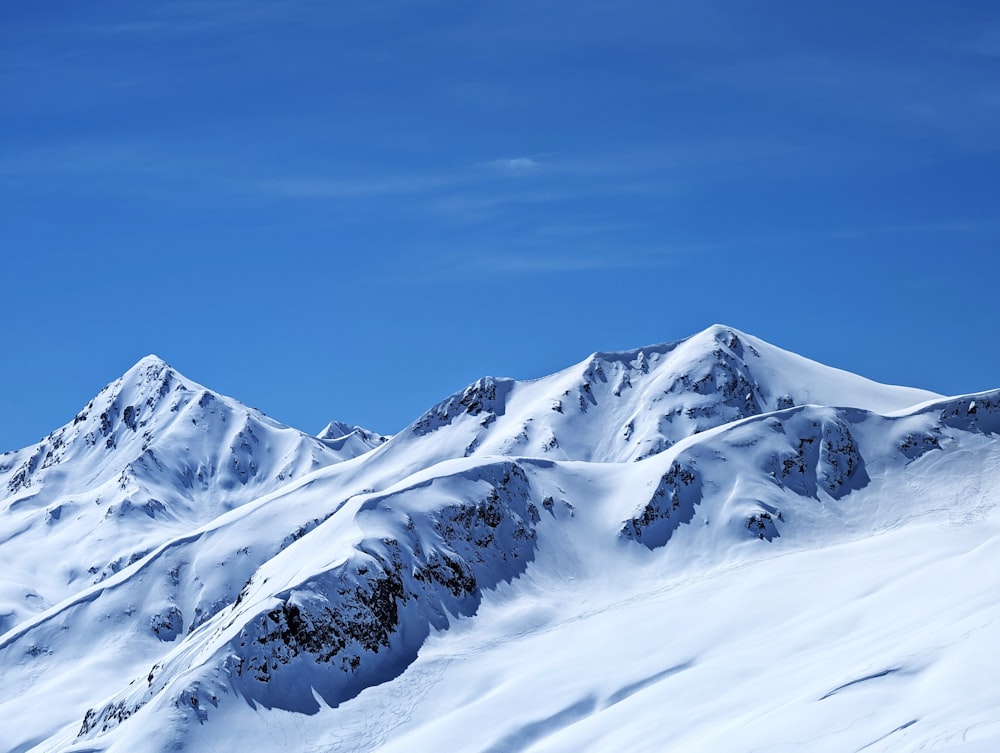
[[1, 325, 997, 753]]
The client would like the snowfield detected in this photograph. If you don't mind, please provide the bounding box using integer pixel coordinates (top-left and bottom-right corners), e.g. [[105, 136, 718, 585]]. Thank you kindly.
[[1, 325, 997, 753]]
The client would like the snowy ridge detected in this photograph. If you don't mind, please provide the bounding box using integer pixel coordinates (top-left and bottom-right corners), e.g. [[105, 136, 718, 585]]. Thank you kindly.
[[0, 356, 378, 634], [1, 326, 998, 753], [77, 461, 542, 737], [402, 325, 937, 463], [317, 419, 389, 455]]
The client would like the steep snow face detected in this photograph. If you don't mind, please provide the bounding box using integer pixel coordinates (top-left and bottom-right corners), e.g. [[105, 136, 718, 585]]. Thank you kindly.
[[0, 356, 373, 632], [399, 325, 939, 463]]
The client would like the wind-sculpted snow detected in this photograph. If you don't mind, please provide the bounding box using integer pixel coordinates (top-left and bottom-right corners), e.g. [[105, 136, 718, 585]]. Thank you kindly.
[[317, 419, 389, 455], [74, 461, 541, 739], [937, 390, 1000, 435], [396, 325, 938, 464], [3, 327, 998, 753], [620, 406, 871, 549], [619, 391, 1000, 553]]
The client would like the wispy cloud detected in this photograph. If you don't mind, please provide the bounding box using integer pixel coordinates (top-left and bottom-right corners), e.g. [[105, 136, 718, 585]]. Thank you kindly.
[[255, 173, 462, 200], [0, 129, 812, 234], [477, 156, 541, 173], [363, 242, 704, 287], [696, 50, 1000, 152], [77, 1, 314, 36], [88, 21, 166, 35], [71, 1, 435, 38], [0, 141, 173, 187], [460, 248, 694, 273], [255, 155, 547, 201]]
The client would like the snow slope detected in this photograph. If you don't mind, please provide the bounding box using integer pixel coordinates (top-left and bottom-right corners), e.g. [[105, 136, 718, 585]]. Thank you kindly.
[[317, 420, 389, 456], [0, 325, 995, 753], [332, 324, 939, 504], [398, 324, 936, 463], [0, 356, 381, 634]]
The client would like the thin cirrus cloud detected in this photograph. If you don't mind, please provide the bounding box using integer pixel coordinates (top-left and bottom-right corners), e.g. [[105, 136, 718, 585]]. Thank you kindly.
[[256, 157, 546, 202], [81, 1, 317, 36], [255, 173, 464, 200], [477, 157, 541, 173], [476, 249, 691, 273], [367, 244, 698, 287], [77, 1, 433, 38]]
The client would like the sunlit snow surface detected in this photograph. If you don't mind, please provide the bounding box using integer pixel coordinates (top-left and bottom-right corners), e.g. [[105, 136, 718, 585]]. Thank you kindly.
[[1, 326, 997, 753]]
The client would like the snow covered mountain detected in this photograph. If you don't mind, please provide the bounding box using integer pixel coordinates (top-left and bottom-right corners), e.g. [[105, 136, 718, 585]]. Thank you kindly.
[[401, 324, 935, 463], [1, 326, 997, 753], [0, 356, 381, 633], [317, 420, 389, 455]]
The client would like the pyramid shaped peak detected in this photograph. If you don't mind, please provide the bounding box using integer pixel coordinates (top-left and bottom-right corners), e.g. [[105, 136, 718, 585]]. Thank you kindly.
[[121, 354, 177, 380], [318, 420, 361, 440], [100, 354, 206, 412], [686, 324, 759, 357], [134, 353, 171, 369], [115, 354, 206, 391], [700, 323, 746, 337]]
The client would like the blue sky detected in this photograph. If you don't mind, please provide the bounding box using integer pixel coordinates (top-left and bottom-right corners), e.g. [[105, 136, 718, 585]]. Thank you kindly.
[[2, 1, 999, 450]]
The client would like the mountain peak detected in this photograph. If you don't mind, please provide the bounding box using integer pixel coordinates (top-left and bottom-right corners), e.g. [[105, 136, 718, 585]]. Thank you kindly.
[[134, 353, 171, 369], [586, 324, 752, 370], [91, 356, 200, 431], [394, 325, 940, 464], [696, 323, 753, 352], [317, 420, 389, 454], [1, 327, 993, 753], [701, 322, 746, 338], [116, 354, 184, 392], [317, 420, 359, 440], [0, 357, 209, 498]]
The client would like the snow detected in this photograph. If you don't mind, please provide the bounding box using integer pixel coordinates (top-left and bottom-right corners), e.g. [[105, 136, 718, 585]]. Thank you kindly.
[[0, 325, 996, 753], [317, 420, 389, 455], [0, 355, 382, 637]]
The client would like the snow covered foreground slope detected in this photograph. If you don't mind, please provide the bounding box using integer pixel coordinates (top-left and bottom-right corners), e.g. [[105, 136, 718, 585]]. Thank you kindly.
[[1, 326, 998, 753]]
